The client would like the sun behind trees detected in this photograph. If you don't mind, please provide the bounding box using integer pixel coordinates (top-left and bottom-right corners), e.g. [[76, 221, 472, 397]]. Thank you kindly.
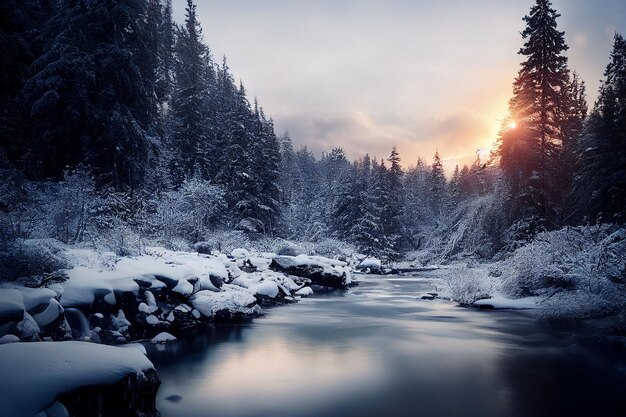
[[494, 0, 587, 229], [0, 0, 624, 267]]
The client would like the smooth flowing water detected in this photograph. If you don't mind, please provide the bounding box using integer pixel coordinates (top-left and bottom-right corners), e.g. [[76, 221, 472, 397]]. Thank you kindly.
[[146, 276, 626, 417]]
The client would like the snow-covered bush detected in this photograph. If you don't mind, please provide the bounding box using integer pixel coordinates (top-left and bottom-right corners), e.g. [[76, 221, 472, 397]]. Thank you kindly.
[[148, 179, 226, 244], [414, 183, 509, 264], [443, 268, 495, 305], [310, 238, 356, 260], [199, 230, 251, 254], [0, 239, 69, 282], [495, 224, 626, 319], [89, 217, 143, 257]]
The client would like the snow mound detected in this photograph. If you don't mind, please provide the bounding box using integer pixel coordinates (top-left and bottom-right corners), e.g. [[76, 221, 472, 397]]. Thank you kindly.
[[0, 341, 154, 417], [191, 290, 258, 317], [231, 248, 250, 259], [0, 335, 20, 344], [358, 257, 381, 271], [151, 332, 177, 344], [0, 289, 25, 318], [295, 287, 314, 296]]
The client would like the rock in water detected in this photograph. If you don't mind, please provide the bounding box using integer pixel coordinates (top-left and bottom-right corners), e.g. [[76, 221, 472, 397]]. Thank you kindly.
[[270, 255, 349, 289]]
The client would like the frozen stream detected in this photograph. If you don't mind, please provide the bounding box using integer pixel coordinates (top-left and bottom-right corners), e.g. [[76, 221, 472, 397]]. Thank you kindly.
[[146, 275, 626, 417]]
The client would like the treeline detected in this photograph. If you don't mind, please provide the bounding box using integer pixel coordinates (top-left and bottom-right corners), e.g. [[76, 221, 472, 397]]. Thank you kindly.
[[1, 0, 280, 235], [1, 0, 625, 267], [278, 0, 626, 261], [496, 0, 626, 230]]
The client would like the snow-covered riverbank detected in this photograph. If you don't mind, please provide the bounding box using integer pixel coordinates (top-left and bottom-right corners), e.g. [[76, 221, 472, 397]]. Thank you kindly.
[[0, 242, 355, 416]]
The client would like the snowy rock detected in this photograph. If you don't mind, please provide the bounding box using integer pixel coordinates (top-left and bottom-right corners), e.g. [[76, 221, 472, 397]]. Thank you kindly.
[[173, 279, 194, 296], [0, 334, 20, 344], [231, 248, 250, 259], [19, 287, 58, 311], [17, 312, 40, 340], [144, 291, 156, 306], [43, 401, 68, 417], [270, 255, 351, 289], [0, 341, 158, 417], [191, 290, 260, 320], [32, 298, 63, 328], [248, 281, 280, 298], [295, 287, 314, 297], [111, 310, 131, 331], [145, 315, 160, 325], [358, 257, 382, 273], [419, 293, 438, 300], [151, 332, 177, 344], [138, 302, 158, 314], [0, 289, 25, 319]]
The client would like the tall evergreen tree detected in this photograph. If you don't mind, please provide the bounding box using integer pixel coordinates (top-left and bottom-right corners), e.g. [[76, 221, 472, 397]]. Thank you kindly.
[[570, 33, 626, 224], [169, 0, 212, 185], [21, 0, 158, 188], [496, 0, 571, 225]]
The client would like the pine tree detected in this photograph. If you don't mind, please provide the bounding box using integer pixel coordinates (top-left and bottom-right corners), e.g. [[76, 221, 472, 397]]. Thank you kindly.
[[430, 150, 446, 216], [570, 33, 626, 224], [496, 0, 571, 225], [21, 0, 158, 188], [169, 0, 212, 185], [383, 146, 403, 255]]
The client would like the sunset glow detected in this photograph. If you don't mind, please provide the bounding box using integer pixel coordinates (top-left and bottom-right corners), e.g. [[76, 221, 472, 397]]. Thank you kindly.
[[173, 0, 625, 172]]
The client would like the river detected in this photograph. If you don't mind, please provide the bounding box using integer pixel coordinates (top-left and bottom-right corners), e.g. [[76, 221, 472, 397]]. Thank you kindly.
[[145, 275, 626, 417]]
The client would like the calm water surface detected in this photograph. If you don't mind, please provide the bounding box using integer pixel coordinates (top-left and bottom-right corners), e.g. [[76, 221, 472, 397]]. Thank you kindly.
[[146, 276, 626, 417]]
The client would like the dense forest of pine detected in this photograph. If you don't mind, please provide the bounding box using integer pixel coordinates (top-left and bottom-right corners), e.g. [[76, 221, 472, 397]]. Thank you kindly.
[[0, 0, 625, 278]]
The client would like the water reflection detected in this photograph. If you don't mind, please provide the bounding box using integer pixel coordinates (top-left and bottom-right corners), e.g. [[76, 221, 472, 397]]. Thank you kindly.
[[147, 276, 626, 417]]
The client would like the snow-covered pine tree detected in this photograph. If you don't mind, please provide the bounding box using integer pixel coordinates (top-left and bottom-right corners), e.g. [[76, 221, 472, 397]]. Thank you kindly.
[[570, 33, 626, 224], [21, 0, 158, 188], [383, 147, 403, 256], [169, 0, 212, 186], [430, 150, 447, 217]]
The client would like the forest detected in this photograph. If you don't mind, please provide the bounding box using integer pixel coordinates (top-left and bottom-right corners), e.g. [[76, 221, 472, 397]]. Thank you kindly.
[[0, 0, 625, 317], [1, 1, 626, 417]]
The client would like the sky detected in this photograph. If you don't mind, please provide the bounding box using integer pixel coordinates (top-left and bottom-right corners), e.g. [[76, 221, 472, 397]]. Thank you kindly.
[[172, 0, 626, 172]]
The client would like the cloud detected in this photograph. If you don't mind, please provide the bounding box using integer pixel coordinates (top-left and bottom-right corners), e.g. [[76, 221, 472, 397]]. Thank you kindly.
[[276, 110, 494, 171]]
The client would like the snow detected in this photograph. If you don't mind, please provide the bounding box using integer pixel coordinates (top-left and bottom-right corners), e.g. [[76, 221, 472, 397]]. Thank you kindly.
[[0, 289, 25, 318], [111, 310, 131, 331], [151, 332, 177, 343], [144, 291, 156, 306], [138, 302, 158, 314], [474, 294, 539, 310], [248, 281, 279, 298], [17, 313, 40, 339], [0, 335, 20, 344], [19, 288, 59, 311], [41, 401, 68, 417], [231, 248, 250, 259], [273, 254, 351, 281], [32, 299, 63, 327], [295, 287, 313, 296], [359, 257, 381, 270], [173, 279, 193, 296], [0, 341, 154, 417], [191, 290, 259, 317], [60, 247, 229, 307], [146, 315, 160, 325]]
